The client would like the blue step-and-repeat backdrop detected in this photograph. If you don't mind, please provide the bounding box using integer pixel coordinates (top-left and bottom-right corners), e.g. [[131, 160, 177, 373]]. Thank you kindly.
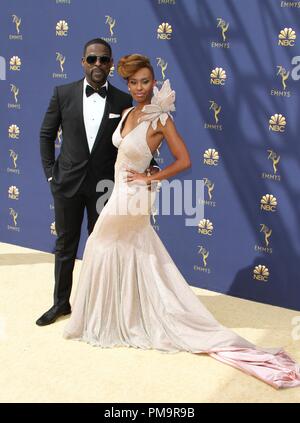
[[1, 0, 300, 310]]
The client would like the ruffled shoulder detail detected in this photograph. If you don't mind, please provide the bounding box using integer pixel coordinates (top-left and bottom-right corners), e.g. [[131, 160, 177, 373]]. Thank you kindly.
[[138, 79, 176, 129]]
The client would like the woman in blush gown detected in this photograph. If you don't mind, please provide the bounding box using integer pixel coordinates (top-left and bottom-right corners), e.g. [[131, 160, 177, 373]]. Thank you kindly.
[[64, 54, 300, 389]]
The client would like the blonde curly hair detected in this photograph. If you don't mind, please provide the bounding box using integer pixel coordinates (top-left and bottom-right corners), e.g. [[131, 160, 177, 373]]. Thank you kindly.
[[117, 54, 154, 80]]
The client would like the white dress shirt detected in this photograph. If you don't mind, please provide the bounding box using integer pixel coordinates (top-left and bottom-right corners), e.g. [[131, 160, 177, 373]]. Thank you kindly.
[[48, 79, 108, 182], [83, 78, 108, 153]]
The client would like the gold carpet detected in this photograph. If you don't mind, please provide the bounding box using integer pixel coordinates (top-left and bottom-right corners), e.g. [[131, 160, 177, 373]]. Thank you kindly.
[[0, 241, 299, 403]]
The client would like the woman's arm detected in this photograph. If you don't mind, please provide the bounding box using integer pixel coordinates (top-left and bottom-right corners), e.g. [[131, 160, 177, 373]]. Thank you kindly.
[[127, 117, 191, 184]]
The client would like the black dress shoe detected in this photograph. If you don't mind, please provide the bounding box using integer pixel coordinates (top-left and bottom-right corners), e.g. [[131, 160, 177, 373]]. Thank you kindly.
[[36, 304, 71, 326]]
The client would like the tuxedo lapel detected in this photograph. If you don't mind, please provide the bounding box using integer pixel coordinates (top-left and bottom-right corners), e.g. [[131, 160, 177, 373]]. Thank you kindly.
[[90, 85, 112, 155], [74, 79, 90, 156]]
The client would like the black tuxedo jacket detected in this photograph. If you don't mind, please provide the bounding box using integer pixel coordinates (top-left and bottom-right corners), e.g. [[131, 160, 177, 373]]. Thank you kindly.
[[40, 79, 134, 197]]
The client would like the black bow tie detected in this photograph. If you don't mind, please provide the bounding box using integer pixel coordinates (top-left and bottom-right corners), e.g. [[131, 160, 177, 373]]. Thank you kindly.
[[85, 85, 107, 98]]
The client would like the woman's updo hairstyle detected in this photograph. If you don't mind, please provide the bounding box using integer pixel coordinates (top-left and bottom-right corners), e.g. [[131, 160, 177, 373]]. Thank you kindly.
[[117, 54, 154, 80]]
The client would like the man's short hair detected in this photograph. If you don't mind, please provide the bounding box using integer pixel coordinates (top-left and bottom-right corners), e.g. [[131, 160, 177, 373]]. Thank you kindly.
[[83, 38, 112, 57]]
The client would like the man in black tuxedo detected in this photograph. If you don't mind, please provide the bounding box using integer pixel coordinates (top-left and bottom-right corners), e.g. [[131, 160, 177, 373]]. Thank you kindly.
[[37, 38, 157, 326]]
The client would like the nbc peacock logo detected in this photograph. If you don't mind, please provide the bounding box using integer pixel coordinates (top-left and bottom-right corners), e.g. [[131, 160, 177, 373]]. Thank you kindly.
[[50, 222, 57, 236], [157, 23, 172, 40], [8, 186, 19, 200], [8, 124, 20, 139], [198, 219, 214, 236], [56, 20, 69, 36], [278, 27, 296, 47], [9, 56, 21, 71], [210, 67, 227, 85], [253, 265, 270, 282], [269, 114, 286, 132], [203, 148, 219, 166], [260, 194, 277, 212]]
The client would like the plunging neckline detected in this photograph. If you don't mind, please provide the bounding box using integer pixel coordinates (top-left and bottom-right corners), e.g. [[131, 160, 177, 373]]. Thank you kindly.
[[120, 107, 144, 140], [119, 107, 154, 157]]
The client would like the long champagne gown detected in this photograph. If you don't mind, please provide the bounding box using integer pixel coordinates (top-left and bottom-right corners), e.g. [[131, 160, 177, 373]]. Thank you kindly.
[[64, 81, 300, 389]]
